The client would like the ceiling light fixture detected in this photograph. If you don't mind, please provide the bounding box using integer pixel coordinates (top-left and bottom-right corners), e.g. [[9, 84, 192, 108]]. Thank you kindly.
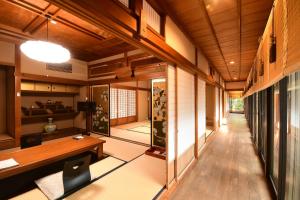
[[50, 19, 57, 24], [229, 61, 235, 64], [233, 77, 238, 80], [20, 16, 70, 63]]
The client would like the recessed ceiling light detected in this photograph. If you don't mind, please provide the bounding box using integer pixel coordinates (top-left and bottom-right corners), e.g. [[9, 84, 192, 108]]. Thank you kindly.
[[229, 61, 235, 64], [233, 77, 238, 80], [50, 20, 57, 24]]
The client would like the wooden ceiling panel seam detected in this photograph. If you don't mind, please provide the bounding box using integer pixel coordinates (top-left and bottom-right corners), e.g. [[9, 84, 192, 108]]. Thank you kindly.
[[198, 0, 233, 80]]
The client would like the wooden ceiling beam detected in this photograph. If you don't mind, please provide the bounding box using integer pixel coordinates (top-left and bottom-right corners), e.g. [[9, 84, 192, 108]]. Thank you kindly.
[[130, 57, 162, 68], [88, 53, 150, 69], [6, 0, 106, 40], [0, 23, 33, 43]]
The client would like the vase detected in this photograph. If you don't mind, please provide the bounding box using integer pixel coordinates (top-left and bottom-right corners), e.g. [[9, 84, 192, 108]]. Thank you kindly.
[[44, 118, 57, 133]]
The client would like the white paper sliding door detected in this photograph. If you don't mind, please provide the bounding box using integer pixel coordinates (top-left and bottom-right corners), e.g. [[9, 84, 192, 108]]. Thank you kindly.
[[167, 65, 176, 184], [177, 68, 195, 176], [198, 79, 206, 150], [215, 87, 219, 127]]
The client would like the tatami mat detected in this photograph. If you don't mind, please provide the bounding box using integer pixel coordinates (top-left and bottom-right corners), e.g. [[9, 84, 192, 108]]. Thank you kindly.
[[91, 134, 148, 162], [111, 127, 150, 145], [111, 121, 151, 145], [65, 154, 166, 200], [11, 157, 126, 200]]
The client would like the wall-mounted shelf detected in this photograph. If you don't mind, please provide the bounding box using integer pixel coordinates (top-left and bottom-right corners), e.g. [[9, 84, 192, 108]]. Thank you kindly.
[[22, 127, 85, 141], [21, 112, 80, 124], [21, 90, 79, 96]]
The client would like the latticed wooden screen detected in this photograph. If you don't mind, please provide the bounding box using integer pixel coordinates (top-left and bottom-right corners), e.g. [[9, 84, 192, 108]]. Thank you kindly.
[[110, 88, 136, 119]]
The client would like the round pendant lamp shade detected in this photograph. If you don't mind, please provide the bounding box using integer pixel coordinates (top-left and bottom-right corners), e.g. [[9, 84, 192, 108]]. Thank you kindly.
[[20, 40, 71, 63]]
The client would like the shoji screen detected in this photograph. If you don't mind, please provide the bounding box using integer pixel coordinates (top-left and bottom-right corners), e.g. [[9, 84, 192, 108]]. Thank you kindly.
[[118, 89, 128, 118], [143, 0, 161, 33], [167, 65, 176, 184], [127, 90, 136, 116], [215, 87, 219, 126], [198, 79, 206, 150], [177, 68, 195, 176], [110, 88, 117, 119]]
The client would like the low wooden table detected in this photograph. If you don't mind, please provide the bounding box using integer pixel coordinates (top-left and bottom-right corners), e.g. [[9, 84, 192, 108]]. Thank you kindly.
[[0, 136, 105, 180]]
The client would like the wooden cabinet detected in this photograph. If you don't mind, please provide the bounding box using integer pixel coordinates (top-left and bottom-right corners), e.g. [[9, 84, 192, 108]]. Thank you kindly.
[[21, 82, 35, 91], [66, 85, 80, 93], [21, 81, 80, 95], [35, 83, 51, 92], [51, 84, 66, 92]]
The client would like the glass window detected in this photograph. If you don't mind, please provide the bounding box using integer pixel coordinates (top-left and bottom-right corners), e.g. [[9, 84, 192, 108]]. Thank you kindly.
[[229, 97, 244, 112], [285, 72, 300, 199], [272, 83, 280, 188]]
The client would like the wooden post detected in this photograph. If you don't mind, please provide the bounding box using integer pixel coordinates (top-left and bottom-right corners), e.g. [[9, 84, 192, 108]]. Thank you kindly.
[[14, 44, 21, 147]]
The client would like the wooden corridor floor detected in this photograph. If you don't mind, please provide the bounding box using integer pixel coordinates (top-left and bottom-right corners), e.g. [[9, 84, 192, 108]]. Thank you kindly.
[[170, 114, 272, 200]]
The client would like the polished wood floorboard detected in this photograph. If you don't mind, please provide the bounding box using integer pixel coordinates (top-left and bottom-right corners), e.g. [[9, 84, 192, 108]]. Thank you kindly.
[[170, 114, 272, 200]]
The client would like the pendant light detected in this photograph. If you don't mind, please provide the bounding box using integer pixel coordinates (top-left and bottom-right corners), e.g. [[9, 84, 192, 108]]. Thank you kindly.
[[20, 16, 70, 63]]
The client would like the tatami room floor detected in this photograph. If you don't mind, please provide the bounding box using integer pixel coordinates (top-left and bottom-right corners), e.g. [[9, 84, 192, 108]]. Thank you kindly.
[[9, 133, 165, 200], [170, 114, 271, 200], [110, 121, 151, 145]]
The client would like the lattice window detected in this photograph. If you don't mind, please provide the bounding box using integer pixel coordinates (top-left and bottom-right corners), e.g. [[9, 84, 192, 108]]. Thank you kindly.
[[128, 90, 136, 116], [118, 89, 128, 118], [143, 0, 161, 33], [110, 88, 118, 119]]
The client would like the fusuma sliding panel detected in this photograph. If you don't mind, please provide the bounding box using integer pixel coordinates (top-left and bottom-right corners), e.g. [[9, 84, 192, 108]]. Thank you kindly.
[[167, 65, 176, 184], [177, 68, 195, 176], [152, 79, 167, 148], [92, 85, 109, 136], [198, 78, 206, 151]]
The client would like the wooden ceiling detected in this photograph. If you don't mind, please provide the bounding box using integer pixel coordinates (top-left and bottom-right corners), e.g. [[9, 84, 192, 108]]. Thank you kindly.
[[0, 0, 137, 61], [162, 0, 273, 81]]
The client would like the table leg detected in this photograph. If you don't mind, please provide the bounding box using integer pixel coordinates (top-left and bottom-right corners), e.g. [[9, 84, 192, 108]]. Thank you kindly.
[[97, 144, 104, 159]]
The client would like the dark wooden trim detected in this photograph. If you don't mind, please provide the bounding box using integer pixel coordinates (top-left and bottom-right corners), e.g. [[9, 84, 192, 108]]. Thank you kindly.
[[21, 73, 88, 86], [110, 84, 150, 91], [278, 77, 287, 200], [89, 72, 166, 85], [21, 112, 80, 124], [14, 44, 21, 147], [225, 88, 244, 91]]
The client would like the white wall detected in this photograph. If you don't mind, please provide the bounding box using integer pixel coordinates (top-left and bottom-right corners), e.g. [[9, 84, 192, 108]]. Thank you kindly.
[[165, 17, 195, 64], [197, 49, 209, 75], [198, 78, 206, 150], [21, 54, 88, 80], [167, 65, 176, 184], [215, 87, 219, 127], [177, 68, 195, 176], [0, 41, 15, 65]]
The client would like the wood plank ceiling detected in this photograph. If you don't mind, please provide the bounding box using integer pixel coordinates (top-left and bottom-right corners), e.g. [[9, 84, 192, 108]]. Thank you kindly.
[[0, 0, 137, 61], [163, 0, 273, 81]]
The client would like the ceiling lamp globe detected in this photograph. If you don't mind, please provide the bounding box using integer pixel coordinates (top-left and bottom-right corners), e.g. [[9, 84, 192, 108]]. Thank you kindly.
[[20, 40, 70, 63]]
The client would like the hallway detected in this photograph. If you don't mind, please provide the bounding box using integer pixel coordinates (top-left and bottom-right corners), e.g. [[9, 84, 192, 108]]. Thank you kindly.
[[170, 114, 272, 200]]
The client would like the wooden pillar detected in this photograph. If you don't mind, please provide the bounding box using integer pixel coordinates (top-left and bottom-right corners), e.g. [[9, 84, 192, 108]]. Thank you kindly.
[[14, 44, 21, 147]]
